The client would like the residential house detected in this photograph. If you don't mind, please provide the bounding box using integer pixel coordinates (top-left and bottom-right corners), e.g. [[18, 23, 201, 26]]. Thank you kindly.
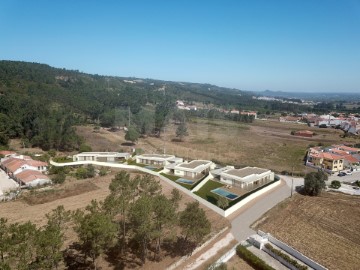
[[218, 167, 274, 189], [73, 152, 131, 162], [1, 157, 48, 175], [14, 170, 51, 187], [165, 160, 215, 179], [136, 154, 183, 167]]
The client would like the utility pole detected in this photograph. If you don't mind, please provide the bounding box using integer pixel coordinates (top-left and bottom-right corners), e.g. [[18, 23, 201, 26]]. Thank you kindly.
[[128, 106, 131, 127], [291, 165, 294, 197]]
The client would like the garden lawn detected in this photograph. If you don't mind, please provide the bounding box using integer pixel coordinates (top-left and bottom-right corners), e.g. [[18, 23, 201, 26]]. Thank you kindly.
[[194, 180, 224, 204], [160, 173, 193, 190]]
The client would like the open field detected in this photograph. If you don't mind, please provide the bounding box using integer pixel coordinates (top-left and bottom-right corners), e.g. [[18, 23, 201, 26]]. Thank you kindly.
[[75, 118, 358, 174], [252, 192, 360, 270]]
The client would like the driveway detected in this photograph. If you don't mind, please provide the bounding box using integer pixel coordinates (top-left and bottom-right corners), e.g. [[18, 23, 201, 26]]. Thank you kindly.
[[230, 176, 304, 241], [0, 169, 19, 194], [328, 170, 360, 184]]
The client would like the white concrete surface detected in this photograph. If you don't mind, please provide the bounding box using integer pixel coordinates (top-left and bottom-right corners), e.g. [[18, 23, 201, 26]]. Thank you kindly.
[[0, 169, 19, 193]]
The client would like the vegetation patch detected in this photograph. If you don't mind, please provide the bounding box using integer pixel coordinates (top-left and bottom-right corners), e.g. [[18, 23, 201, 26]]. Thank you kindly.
[[160, 173, 192, 190], [194, 180, 225, 204], [52, 156, 73, 163], [22, 182, 99, 205], [236, 245, 276, 270], [264, 243, 308, 270]]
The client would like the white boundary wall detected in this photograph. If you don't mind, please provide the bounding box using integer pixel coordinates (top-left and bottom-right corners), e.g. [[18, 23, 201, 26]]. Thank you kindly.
[[224, 180, 281, 217], [50, 160, 281, 217], [258, 230, 328, 270]]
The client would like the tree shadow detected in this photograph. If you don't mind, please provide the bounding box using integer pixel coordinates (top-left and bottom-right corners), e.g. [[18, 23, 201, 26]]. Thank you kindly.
[[162, 237, 196, 258], [121, 142, 135, 146], [104, 240, 143, 270], [63, 243, 93, 270]]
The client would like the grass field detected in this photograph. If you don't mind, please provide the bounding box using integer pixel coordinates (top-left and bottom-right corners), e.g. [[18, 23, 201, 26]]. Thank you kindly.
[[194, 180, 225, 204], [252, 192, 360, 270], [75, 118, 358, 175]]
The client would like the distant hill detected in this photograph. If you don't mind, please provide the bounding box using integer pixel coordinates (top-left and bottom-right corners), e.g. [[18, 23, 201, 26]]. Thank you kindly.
[[254, 89, 360, 101]]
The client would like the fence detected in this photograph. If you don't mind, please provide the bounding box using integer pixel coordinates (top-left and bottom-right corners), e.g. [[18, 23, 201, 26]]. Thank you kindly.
[[50, 160, 282, 217]]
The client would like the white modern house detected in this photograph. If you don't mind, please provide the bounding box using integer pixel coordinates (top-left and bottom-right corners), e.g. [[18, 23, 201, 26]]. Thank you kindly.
[[165, 160, 215, 179], [136, 154, 183, 167], [73, 152, 131, 162], [218, 167, 274, 189]]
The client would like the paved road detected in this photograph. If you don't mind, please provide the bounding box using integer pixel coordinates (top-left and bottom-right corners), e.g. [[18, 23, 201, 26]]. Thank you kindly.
[[230, 176, 304, 242], [328, 170, 360, 184]]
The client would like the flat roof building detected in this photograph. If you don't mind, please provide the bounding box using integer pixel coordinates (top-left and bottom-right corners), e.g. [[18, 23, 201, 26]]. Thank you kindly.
[[73, 152, 131, 162], [219, 166, 274, 189]]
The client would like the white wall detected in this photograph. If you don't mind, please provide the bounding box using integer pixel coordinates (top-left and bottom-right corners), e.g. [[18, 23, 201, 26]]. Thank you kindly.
[[50, 159, 282, 218]]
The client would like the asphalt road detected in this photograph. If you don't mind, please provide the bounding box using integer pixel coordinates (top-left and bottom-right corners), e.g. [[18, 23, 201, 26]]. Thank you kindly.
[[230, 176, 304, 241]]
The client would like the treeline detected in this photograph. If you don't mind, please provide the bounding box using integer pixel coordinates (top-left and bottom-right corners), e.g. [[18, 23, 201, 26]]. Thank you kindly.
[[186, 109, 255, 123], [0, 171, 211, 269], [0, 60, 321, 150]]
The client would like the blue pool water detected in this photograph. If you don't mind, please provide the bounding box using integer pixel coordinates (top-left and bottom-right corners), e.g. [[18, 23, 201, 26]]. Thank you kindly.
[[176, 178, 195, 185], [145, 165, 157, 170], [211, 188, 239, 200]]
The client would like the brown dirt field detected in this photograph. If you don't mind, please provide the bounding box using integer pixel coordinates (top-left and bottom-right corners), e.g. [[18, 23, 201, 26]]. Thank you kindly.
[[76, 119, 357, 174], [226, 255, 255, 270], [253, 192, 360, 270], [22, 181, 99, 205]]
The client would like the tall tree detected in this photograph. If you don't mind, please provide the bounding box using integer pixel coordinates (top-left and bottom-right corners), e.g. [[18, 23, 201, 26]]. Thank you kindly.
[[175, 121, 189, 141], [73, 200, 118, 270], [152, 195, 176, 257], [103, 171, 139, 253], [304, 171, 327, 196], [125, 126, 140, 144], [170, 188, 182, 210], [129, 195, 155, 264], [0, 218, 10, 266], [179, 201, 211, 252]]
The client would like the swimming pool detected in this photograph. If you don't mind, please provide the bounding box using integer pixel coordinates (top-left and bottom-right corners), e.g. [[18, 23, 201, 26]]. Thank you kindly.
[[176, 178, 195, 185], [211, 188, 239, 200], [145, 165, 157, 170]]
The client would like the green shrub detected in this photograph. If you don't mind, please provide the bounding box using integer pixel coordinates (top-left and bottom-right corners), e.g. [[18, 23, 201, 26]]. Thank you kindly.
[[75, 165, 95, 179], [79, 143, 92, 152], [236, 245, 276, 270], [99, 167, 108, 176], [264, 243, 308, 270], [52, 173, 66, 184], [48, 149, 56, 157], [53, 156, 73, 163], [330, 180, 341, 189]]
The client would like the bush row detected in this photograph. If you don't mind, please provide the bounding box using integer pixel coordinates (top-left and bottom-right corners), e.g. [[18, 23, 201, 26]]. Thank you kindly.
[[236, 245, 276, 270], [264, 243, 308, 270]]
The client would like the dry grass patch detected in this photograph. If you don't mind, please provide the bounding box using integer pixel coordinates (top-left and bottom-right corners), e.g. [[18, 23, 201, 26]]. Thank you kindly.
[[22, 181, 99, 205], [253, 192, 360, 270]]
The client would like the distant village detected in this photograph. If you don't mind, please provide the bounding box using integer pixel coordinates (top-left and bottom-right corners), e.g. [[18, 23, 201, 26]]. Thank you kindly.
[[280, 113, 360, 135]]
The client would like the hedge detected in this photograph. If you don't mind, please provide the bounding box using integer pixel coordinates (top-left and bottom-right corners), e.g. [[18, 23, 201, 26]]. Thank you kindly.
[[236, 245, 276, 270], [264, 243, 308, 270]]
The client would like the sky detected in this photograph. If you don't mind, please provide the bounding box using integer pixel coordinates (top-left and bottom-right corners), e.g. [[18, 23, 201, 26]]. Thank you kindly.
[[1, 0, 360, 92]]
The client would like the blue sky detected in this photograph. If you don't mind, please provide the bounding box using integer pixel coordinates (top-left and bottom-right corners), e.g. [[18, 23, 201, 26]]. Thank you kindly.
[[1, 0, 359, 92]]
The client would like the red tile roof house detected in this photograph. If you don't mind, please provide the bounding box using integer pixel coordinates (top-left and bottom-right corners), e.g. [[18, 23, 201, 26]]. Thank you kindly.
[[1, 157, 48, 175], [14, 170, 51, 187], [1, 156, 50, 187], [0, 150, 16, 158]]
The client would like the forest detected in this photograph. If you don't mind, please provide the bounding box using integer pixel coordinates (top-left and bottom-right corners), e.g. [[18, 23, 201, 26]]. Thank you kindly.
[[0, 60, 322, 151]]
